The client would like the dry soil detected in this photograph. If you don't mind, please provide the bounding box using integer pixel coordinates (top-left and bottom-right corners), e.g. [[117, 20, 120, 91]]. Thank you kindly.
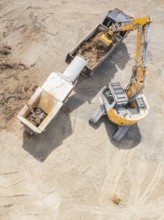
[[0, 0, 164, 220]]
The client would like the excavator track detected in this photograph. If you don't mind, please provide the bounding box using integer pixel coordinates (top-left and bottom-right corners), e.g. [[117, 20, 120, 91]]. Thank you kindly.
[[112, 126, 130, 141], [89, 105, 105, 125]]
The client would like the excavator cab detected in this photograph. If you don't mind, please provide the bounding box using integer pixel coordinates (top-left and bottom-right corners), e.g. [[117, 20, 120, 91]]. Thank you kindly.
[[102, 87, 114, 105]]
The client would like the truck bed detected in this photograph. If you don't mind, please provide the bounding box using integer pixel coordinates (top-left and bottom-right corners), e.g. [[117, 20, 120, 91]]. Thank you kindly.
[[65, 8, 132, 77]]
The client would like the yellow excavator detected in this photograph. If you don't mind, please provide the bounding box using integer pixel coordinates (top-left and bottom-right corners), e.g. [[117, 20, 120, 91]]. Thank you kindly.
[[89, 16, 152, 141]]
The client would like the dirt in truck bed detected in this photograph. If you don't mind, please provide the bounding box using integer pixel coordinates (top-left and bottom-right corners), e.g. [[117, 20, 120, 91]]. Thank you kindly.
[[26, 106, 47, 127], [75, 32, 109, 69]]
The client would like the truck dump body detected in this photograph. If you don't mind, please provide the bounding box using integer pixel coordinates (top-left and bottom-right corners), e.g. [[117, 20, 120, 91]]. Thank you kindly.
[[18, 56, 88, 134], [65, 8, 132, 77]]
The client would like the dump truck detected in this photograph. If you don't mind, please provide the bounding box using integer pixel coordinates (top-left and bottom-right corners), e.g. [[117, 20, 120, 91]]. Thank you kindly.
[[65, 8, 132, 77], [18, 56, 88, 134]]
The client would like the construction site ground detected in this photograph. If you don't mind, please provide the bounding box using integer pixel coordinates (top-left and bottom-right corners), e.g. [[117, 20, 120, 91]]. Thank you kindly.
[[0, 0, 164, 219]]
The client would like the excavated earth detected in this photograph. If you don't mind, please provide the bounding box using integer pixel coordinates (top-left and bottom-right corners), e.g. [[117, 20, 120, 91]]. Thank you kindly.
[[0, 0, 164, 219], [76, 32, 108, 68]]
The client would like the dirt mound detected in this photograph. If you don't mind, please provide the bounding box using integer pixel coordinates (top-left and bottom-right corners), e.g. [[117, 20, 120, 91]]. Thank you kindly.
[[111, 194, 122, 205], [0, 44, 37, 129]]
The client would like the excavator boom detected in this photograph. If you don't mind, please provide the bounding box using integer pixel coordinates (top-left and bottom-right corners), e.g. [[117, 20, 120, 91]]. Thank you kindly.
[[101, 16, 152, 99]]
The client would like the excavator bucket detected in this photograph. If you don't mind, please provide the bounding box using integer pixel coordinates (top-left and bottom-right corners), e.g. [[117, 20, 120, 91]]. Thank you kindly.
[[99, 32, 113, 47]]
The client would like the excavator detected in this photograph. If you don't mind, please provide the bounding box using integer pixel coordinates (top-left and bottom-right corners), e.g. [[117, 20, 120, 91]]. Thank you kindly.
[[89, 16, 152, 141]]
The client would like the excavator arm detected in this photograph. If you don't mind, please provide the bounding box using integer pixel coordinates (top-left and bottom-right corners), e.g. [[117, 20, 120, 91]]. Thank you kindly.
[[100, 16, 152, 100], [100, 16, 152, 47], [108, 16, 151, 34]]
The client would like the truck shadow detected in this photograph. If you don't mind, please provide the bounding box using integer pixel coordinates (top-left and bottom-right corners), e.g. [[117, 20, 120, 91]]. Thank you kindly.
[[22, 111, 72, 162], [22, 42, 134, 161]]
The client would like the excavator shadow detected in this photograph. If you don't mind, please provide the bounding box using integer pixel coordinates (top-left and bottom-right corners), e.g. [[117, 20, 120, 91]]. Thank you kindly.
[[91, 116, 142, 149], [66, 42, 130, 111], [22, 42, 130, 161]]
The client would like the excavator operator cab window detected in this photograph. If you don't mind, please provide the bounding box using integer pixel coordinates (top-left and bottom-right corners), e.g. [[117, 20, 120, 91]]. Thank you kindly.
[[103, 88, 114, 104]]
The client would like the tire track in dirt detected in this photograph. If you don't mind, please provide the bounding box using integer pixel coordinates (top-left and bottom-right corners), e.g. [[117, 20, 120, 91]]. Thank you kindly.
[[132, 165, 163, 206], [134, 198, 164, 218], [69, 203, 122, 218], [57, 150, 132, 220], [121, 164, 164, 219], [127, 155, 148, 204], [100, 150, 126, 195], [97, 146, 164, 219], [97, 149, 134, 220]]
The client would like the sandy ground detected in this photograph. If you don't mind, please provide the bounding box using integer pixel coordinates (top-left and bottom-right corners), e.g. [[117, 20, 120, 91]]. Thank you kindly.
[[0, 0, 164, 219]]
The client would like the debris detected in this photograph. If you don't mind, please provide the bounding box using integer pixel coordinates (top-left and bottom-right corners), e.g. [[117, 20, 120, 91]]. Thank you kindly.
[[111, 194, 122, 205], [76, 32, 109, 68], [26, 105, 47, 127]]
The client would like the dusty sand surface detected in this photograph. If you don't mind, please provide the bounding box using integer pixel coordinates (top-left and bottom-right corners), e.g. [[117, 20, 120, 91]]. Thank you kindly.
[[0, 0, 164, 219]]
